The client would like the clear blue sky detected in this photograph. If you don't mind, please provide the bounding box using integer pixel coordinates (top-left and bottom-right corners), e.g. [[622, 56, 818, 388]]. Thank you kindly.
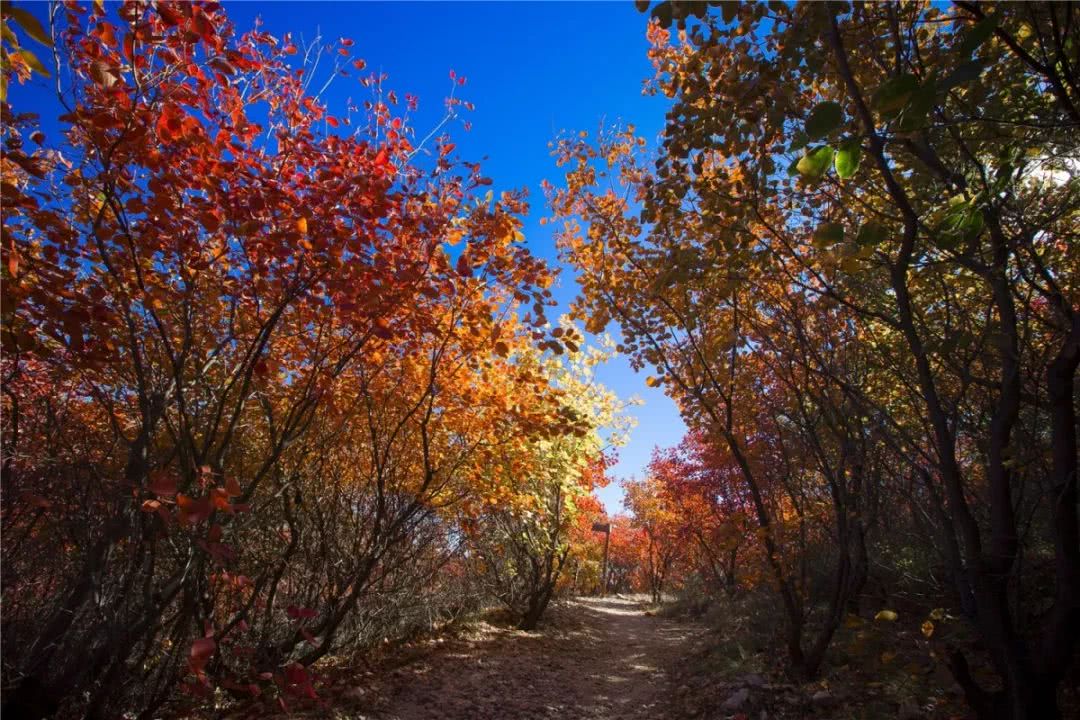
[[12, 0, 688, 514]]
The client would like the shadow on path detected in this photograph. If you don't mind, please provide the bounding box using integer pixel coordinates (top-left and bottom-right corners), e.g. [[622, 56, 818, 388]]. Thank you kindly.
[[369, 595, 695, 720]]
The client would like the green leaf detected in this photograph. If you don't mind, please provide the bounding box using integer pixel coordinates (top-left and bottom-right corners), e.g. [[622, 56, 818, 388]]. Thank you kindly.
[[956, 15, 998, 56], [896, 83, 937, 131], [805, 101, 843, 140], [934, 197, 984, 248], [813, 222, 844, 247], [958, 207, 984, 241], [788, 131, 809, 153], [872, 75, 919, 118], [939, 60, 986, 94], [856, 222, 886, 246], [796, 145, 834, 180], [6, 6, 52, 47], [834, 138, 861, 179]]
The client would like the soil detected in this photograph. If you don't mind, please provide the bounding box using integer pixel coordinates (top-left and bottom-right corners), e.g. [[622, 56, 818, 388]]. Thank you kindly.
[[355, 596, 698, 720]]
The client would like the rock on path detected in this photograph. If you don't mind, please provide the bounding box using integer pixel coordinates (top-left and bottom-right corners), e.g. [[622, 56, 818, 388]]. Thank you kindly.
[[371, 596, 695, 720]]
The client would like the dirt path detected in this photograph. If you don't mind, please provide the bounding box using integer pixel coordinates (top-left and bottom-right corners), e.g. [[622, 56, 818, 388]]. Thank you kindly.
[[366, 596, 696, 720]]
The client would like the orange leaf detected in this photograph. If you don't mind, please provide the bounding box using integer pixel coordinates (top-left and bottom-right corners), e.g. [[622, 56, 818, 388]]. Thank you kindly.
[[89, 61, 116, 88], [210, 488, 232, 511], [177, 494, 212, 526]]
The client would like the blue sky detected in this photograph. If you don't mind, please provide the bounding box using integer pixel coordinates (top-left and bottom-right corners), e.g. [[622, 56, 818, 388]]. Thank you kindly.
[[12, 1, 687, 513]]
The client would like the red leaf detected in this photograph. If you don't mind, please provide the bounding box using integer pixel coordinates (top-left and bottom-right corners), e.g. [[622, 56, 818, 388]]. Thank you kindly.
[[21, 492, 51, 509], [208, 56, 237, 76], [148, 470, 177, 496], [156, 3, 184, 27], [189, 637, 216, 674], [287, 605, 317, 620], [191, 10, 215, 44], [456, 253, 472, 278], [156, 104, 185, 143], [224, 476, 242, 497]]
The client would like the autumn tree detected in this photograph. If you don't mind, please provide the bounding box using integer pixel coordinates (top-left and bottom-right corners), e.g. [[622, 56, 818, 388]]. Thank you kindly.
[[1, 2, 573, 716], [553, 1, 1078, 716], [649, 434, 754, 596], [623, 475, 686, 603], [467, 329, 631, 629]]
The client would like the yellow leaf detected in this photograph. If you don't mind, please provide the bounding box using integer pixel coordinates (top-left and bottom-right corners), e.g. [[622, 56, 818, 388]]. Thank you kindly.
[[874, 609, 898, 622], [843, 614, 864, 629], [921, 620, 935, 638], [18, 48, 49, 77], [7, 7, 51, 47], [929, 608, 945, 621]]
